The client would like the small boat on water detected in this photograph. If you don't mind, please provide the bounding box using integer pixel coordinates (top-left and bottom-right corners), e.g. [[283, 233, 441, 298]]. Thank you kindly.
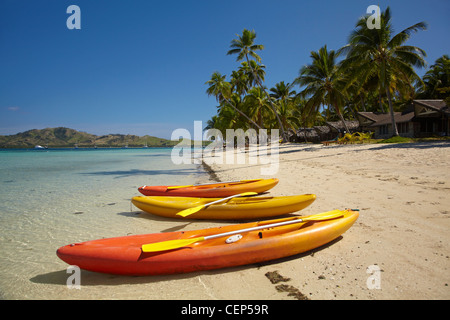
[[34, 145, 46, 150]]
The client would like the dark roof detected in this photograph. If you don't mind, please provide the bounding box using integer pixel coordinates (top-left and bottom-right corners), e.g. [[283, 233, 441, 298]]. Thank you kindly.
[[414, 100, 450, 115], [326, 120, 360, 131], [357, 112, 380, 123], [295, 128, 319, 138], [357, 109, 415, 127], [313, 126, 331, 134]]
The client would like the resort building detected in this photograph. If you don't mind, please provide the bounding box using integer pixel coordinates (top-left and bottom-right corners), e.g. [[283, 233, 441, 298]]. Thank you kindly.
[[286, 100, 448, 142], [413, 100, 450, 137], [356, 99, 449, 139]]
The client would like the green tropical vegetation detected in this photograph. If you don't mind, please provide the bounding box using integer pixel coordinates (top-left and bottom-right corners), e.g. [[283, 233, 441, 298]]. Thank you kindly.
[[205, 7, 449, 142]]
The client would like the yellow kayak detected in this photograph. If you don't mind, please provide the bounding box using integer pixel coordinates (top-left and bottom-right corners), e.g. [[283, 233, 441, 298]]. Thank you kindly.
[[131, 194, 317, 220]]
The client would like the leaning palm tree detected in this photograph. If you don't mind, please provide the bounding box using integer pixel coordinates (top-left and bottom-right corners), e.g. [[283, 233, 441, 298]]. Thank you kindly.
[[340, 7, 427, 136], [205, 71, 262, 130], [295, 45, 350, 132], [227, 29, 288, 141]]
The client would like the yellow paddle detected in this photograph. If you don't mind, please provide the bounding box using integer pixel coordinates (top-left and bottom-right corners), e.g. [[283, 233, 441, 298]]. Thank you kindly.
[[176, 192, 258, 217], [166, 179, 262, 190], [142, 210, 345, 253]]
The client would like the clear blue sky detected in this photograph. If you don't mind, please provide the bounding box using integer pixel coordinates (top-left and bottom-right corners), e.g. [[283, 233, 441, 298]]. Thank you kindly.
[[1, 0, 449, 138]]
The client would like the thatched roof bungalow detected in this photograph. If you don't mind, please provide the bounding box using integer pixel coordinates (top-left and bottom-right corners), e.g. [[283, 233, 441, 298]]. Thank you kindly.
[[288, 120, 360, 143], [325, 120, 360, 134], [288, 128, 320, 143]]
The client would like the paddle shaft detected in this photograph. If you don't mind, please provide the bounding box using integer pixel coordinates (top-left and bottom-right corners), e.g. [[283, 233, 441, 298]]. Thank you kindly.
[[203, 193, 255, 207], [176, 192, 257, 217], [142, 210, 346, 252], [203, 214, 335, 241]]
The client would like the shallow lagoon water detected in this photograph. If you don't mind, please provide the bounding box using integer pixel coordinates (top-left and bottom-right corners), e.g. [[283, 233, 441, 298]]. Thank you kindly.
[[0, 148, 205, 299]]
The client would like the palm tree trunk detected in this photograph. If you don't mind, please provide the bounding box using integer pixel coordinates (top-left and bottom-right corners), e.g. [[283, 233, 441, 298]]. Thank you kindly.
[[359, 94, 367, 112], [261, 83, 288, 141], [337, 112, 350, 133], [386, 88, 399, 136], [378, 92, 385, 113], [245, 55, 288, 142], [333, 99, 350, 133]]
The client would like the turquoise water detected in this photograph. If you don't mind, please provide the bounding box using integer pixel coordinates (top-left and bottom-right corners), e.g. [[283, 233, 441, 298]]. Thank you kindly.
[[0, 148, 204, 299], [0, 148, 199, 215]]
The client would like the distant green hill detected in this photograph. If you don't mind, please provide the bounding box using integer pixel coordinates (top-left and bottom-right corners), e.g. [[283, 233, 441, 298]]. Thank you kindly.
[[0, 127, 180, 148]]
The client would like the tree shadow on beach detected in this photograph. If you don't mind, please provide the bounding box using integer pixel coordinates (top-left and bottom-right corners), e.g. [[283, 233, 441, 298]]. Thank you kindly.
[[278, 146, 319, 155], [361, 140, 450, 151]]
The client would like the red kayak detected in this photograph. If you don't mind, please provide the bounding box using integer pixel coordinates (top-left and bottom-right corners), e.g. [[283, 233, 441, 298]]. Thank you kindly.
[[138, 178, 279, 197], [56, 210, 358, 276]]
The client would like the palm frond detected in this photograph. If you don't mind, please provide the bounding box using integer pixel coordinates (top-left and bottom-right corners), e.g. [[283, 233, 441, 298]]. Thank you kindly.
[[388, 21, 428, 49]]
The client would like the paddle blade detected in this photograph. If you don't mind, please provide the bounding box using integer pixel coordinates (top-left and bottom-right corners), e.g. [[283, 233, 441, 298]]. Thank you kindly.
[[301, 210, 344, 222], [176, 205, 206, 217], [237, 192, 258, 197], [142, 237, 205, 253], [176, 192, 258, 217]]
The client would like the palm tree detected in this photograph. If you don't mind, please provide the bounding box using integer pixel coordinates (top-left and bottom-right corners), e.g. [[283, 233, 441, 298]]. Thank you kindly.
[[295, 45, 350, 132], [205, 71, 262, 130], [420, 55, 450, 99], [204, 115, 219, 139], [340, 7, 427, 136], [227, 29, 288, 141], [244, 87, 273, 129], [239, 60, 266, 89], [270, 81, 296, 104], [230, 69, 249, 98], [269, 82, 298, 135]]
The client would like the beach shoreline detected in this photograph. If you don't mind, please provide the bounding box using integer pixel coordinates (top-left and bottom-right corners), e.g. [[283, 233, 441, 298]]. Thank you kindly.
[[201, 141, 450, 299], [1, 143, 449, 300]]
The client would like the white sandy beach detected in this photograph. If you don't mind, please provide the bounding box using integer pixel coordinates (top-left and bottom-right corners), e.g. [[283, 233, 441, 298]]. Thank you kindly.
[[202, 141, 450, 299], [1, 143, 449, 300]]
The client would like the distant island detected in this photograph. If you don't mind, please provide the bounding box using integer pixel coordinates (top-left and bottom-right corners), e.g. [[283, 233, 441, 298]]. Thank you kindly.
[[0, 127, 180, 149]]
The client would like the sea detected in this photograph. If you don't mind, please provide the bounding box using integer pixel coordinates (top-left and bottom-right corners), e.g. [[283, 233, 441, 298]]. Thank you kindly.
[[0, 147, 207, 299]]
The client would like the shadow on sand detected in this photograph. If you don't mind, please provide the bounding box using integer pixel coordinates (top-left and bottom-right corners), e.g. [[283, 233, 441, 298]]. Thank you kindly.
[[362, 140, 450, 151]]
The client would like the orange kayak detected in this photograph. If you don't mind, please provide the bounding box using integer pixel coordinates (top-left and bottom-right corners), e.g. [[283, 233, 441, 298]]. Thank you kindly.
[[137, 178, 279, 197], [56, 210, 358, 276]]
